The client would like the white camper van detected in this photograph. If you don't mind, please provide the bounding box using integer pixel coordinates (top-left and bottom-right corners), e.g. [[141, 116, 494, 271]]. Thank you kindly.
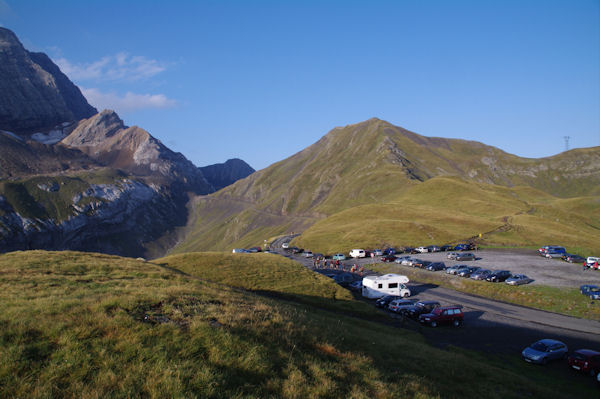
[[349, 249, 366, 258], [362, 274, 410, 299]]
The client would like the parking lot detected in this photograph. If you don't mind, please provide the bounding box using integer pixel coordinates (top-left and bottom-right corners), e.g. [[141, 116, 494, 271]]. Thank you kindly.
[[332, 248, 600, 289]]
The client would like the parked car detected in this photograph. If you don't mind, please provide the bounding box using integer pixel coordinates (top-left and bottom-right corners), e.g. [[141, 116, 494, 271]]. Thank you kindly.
[[458, 266, 481, 277], [581, 284, 600, 294], [470, 269, 492, 280], [383, 248, 397, 255], [232, 248, 248, 253], [400, 257, 416, 265], [303, 251, 314, 258], [332, 253, 346, 261], [486, 270, 512, 282], [404, 300, 441, 318], [538, 245, 566, 257], [562, 254, 586, 263], [580, 285, 600, 300], [545, 249, 565, 259], [375, 295, 401, 308], [426, 245, 441, 252], [388, 299, 416, 313], [586, 256, 600, 269], [419, 305, 464, 327], [333, 273, 355, 287], [415, 246, 429, 253], [395, 256, 412, 264], [447, 252, 460, 260], [348, 280, 363, 292], [567, 349, 600, 376], [412, 260, 432, 269], [426, 262, 446, 271], [380, 255, 397, 262], [454, 244, 470, 251], [455, 253, 476, 261], [290, 247, 303, 254], [522, 339, 568, 364], [349, 249, 366, 258], [505, 274, 534, 285], [440, 245, 454, 252], [446, 264, 466, 275], [372, 249, 383, 256], [281, 242, 289, 249]]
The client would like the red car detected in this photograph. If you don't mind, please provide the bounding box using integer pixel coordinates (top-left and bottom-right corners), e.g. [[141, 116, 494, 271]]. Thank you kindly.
[[380, 255, 397, 262], [567, 349, 600, 376], [418, 305, 464, 327]]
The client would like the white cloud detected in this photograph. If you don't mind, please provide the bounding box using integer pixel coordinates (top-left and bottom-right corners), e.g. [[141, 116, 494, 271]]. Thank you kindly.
[[82, 88, 176, 113], [55, 52, 166, 82]]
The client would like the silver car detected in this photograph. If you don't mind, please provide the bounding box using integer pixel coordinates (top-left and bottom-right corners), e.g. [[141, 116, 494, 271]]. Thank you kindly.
[[522, 339, 568, 364], [505, 274, 533, 285]]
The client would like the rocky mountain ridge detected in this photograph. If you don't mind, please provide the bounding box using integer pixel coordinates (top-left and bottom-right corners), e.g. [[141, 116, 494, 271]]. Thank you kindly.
[[0, 27, 96, 135], [0, 27, 255, 257]]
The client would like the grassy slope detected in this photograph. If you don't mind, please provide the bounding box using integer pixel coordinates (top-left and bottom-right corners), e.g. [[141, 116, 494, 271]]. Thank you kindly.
[[1, 250, 595, 398], [175, 119, 600, 253], [371, 262, 600, 321], [294, 176, 600, 256]]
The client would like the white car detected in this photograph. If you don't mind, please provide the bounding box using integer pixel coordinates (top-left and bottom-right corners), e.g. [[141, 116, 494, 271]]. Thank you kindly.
[[349, 249, 366, 258], [281, 243, 289, 249], [303, 251, 314, 258], [415, 246, 429, 253]]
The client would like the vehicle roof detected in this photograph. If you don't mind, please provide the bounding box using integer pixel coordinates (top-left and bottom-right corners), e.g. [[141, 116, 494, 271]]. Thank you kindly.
[[417, 300, 440, 305], [572, 349, 600, 356], [363, 273, 407, 281], [536, 339, 565, 346]]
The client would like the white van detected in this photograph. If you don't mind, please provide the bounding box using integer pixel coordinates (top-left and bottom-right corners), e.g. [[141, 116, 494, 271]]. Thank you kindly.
[[349, 249, 366, 258], [362, 274, 411, 298]]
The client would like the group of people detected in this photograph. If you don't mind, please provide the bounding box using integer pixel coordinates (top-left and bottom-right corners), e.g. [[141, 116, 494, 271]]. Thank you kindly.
[[312, 257, 365, 275]]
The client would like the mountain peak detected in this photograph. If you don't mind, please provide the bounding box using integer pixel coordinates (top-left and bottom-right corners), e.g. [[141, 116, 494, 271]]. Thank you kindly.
[[0, 27, 97, 135]]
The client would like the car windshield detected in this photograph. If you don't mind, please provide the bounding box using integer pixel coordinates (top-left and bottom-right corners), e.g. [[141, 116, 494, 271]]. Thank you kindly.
[[530, 342, 548, 352]]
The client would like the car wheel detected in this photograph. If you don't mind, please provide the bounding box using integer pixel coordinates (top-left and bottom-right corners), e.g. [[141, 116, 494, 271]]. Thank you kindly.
[[403, 292, 409, 298], [452, 319, 460, 327], [430, 321, 437, 328]]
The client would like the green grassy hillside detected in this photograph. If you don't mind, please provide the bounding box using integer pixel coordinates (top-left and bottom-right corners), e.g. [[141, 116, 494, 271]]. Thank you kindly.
[[294, 176, 600, 255], [1, 250, 594, 398], [174, 118, 600, 253]]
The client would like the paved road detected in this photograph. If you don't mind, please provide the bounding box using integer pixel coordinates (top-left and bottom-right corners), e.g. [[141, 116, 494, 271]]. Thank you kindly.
[[269, 235, 600, 352]]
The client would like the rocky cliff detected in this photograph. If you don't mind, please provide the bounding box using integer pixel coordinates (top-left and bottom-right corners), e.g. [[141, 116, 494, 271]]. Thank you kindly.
[[62, 110, 213, 194], [0, 27, 256, 257], [0, 27, 97, 135], [199, 158, 255, 191], [0, 173, 188, 257]]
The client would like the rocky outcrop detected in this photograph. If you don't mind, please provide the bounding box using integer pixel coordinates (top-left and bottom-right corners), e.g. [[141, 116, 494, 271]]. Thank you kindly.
[[0, 178, 188, 257], [0, 27, 97, 135], [62, 110, 213, 194], [199, 158, 255, 191], [0, 130, 100, 178]]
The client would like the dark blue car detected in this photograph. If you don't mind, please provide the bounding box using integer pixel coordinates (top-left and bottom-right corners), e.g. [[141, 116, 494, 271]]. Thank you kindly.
[[454, 244, 470, 251]]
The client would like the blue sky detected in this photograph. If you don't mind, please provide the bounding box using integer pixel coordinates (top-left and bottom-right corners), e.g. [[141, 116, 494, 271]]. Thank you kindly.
[[1, 0, 599, 170]]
